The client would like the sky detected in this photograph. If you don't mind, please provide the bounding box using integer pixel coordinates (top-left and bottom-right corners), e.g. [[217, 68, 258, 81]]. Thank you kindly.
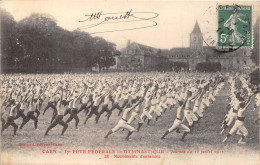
[[1, 0, 259, 50]]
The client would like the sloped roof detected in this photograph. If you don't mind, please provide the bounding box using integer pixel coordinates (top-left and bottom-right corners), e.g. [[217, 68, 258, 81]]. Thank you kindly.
[[124, 42, 160, 56], [168, 46, 244, 59], [159, 49, 171, 57], [169, 47, 194, 57], [192, 20, 201, 33], [203, 46, 247, 58], [133, 42, 158, 53]]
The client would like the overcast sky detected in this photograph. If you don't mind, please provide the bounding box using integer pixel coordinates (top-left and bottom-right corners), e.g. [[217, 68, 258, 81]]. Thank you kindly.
[[2, 0, 259, 50]]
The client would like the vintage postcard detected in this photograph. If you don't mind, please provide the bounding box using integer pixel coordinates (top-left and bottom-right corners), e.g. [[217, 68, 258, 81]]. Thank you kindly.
[[0, 0, 260, 165]]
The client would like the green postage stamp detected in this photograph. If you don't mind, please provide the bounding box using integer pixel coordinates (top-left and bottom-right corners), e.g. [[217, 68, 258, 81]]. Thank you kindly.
[[217, 5, 252, 48]]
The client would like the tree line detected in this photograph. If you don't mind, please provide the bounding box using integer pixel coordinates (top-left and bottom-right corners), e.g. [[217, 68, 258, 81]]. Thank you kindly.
[[1, 9, 120, 73]]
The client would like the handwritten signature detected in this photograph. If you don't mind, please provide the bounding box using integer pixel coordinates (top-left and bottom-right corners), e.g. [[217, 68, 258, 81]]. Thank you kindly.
[[77, 9, 159, 34]]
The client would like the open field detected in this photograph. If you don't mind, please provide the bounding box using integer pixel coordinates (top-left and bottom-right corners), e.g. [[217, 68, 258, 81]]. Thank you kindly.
[[1, 83, 260, 164]]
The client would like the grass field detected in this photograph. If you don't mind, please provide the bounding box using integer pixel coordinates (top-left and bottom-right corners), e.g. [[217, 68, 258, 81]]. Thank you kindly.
[[1, 83, 259, 164]]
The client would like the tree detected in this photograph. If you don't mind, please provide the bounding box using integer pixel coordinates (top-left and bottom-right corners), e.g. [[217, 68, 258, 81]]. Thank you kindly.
[[1, 10, 120, 73], [15, 13, 59, 72], [173, 62, 187, 72], [1, 9, 18, 72], [92, 37, 118, 71]]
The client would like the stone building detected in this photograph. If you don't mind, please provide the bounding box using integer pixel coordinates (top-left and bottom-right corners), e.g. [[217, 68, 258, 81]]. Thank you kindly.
[[117, 19, 259, 72], [167, 20, 255, 71], [117, 41, 168, 71]]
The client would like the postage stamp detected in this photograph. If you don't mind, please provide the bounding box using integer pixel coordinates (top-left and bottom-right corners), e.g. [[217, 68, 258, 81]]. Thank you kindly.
[[217, 5, 252, 48]]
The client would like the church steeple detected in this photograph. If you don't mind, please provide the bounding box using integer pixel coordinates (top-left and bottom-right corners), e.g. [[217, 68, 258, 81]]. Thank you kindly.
[[190, 20, 203, 49], [192, 20, 201, 33]]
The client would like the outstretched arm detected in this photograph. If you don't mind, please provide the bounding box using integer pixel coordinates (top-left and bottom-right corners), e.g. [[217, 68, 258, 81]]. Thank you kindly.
[[129, 99, 143, 111], [78, 85, 88, 100], [244, 94, 254, 110], [130, 87, 150, 109], [60, 87, 64, 102], [190, 89, 201, 101], [181, 98, 189, 122], [30, 93, 35, 106]]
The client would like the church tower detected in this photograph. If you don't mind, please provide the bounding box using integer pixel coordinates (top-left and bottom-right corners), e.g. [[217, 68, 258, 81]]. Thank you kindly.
[[190, 20, 203, 49]]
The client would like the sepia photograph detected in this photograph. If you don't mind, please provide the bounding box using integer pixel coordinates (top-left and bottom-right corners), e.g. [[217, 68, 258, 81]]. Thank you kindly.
[[0, 0, 259, 164]]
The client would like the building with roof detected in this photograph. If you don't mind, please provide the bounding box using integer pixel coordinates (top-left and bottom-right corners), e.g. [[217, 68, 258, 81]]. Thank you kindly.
[[169, 20, 255, 71], [117, 41, 168, 71], [117, 19, 259, 72]]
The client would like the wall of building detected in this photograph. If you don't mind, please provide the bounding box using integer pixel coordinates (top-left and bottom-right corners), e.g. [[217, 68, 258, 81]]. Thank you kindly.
[[118, 55, 144, 71], [190, 34, 203, 49]]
